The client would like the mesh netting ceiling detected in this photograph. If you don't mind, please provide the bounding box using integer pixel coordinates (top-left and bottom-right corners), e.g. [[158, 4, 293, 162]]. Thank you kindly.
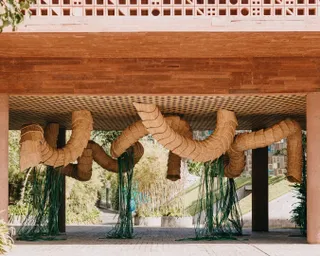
[[9, 94, 306, 131]]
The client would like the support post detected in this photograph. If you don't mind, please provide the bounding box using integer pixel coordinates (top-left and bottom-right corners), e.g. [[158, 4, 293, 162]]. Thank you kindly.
[[57, 127, 66, 233], [252, 146, 269, 232], [0, 94, 8, 221], [307, 93, 320, 244]]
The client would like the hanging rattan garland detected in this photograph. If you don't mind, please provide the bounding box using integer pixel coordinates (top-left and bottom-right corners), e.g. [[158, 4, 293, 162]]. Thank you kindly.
[[20, 110, 93, 171], [132, 102, 238, 162], [224, 119, 302, 183], [110, 115, 193, 181], [17, 104, 304, 242]]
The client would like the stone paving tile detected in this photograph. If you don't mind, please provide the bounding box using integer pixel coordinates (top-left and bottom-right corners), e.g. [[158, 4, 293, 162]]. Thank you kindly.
[[8, 226, 320, 256]]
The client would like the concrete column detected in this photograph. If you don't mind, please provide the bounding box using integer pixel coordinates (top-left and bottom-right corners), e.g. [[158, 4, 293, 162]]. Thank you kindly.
[[307, 93, 320, 244], [57, 127, 66, 233], [0, 94, 9, 221], [252, 146, 269, 232]]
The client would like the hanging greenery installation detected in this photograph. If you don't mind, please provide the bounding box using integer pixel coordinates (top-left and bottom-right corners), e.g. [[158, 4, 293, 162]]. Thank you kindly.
[[194, 156, 243, 240], [291, 132, 307, 236], [17, 165, 64, 241], [107, 147, 134, 239]]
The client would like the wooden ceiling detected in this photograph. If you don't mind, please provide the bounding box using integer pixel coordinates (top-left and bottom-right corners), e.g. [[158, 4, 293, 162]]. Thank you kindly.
[[1, 32, 320, 95], [1, 57, 320, 95], [9, 94, 306, 131], [2, 32, 317, 130]]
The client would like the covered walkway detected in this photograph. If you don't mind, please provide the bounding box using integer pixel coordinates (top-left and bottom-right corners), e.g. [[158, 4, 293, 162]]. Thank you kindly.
[[9, 226, 320, 256]]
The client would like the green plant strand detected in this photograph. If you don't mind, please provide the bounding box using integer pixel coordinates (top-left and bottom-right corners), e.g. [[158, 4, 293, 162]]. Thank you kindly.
[[17, 166, 64, 241], [291, 132, 307, 236], [107, 148, 134, 239], [194, 156, 243, 240]]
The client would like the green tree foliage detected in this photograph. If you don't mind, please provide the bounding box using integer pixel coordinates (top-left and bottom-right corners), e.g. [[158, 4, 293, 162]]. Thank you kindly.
[[8, 130, 120, 224], [133, 137, 185, 217], [0, 0, 35, 32], [92, 130, 121, 156], [9, 129, 188, 224], [9, 131, 24, 204], [64, 130, 122, 224], [66, 174, 102, 224], [187, 161, 204, 177], [91, 130, 121, 210]]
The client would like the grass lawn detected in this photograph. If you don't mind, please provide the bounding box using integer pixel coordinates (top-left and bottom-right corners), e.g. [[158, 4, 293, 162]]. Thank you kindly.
[[176, 174, 289, 216]]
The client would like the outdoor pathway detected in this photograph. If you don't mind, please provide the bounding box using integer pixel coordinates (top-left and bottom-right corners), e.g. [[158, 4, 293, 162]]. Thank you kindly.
[[8, 225, 320, 256]]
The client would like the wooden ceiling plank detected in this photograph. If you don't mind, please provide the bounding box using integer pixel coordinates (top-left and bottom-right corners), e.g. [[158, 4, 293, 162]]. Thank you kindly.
[[2, 32, 320, 59]]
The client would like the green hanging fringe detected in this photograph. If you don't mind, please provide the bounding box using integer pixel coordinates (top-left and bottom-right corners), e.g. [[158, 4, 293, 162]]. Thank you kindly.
[[107, 148, 134, 239], [194, 156, 243, 240], [291, 132, 307, 236], [17, 166, 64, 241]]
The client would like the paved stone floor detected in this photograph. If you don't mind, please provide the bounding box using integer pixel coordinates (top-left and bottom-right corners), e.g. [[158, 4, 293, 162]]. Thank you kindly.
[[8, 225, 320, 256]]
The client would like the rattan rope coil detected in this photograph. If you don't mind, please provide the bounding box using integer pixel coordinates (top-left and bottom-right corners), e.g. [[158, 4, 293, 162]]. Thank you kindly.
[[224, 119, 302, 183], [20, 110, 93, 171], [22, 119, 144, 181], [133, 102, 238, 162], [111, 115, 193, 181]]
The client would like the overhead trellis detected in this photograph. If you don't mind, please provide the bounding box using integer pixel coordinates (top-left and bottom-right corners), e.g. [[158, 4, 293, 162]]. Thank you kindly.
[[107, 148, 135, 239], [194, 156, 243, 240], [17, 165, 64, 241]]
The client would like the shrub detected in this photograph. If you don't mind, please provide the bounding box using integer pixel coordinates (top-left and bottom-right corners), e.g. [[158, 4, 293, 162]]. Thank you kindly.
[[0, 219, 13, 254], [290, 132, 307, 236]]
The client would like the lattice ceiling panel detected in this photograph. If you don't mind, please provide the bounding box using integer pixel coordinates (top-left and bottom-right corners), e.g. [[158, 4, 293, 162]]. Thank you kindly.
[[9, 94, 306, 131]]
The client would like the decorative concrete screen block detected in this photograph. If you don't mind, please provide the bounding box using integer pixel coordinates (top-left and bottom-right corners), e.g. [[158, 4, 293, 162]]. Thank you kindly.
[[27, 0, 320, 16]]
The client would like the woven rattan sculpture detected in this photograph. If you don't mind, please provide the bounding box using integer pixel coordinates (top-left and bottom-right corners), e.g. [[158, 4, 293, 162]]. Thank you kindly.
[[23, 119, 144, 181], [224, 119, 302, 183], [41, 122, 94, 181], [133, 102, 238, 162], [60, 141, 144, 181], [20, 110, 93, 171], [111, 115, 192, 181]]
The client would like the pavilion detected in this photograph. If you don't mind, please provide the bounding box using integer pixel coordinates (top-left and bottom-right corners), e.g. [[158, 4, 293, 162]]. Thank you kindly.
[[1, 0, 320, 244]]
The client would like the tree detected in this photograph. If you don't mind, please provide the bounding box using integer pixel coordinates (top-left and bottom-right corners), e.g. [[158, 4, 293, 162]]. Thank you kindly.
[[0, 0, 34, 32], [187, 161, 204, 177], [133, 137, 185, 217], [8, 131, 25, 204]]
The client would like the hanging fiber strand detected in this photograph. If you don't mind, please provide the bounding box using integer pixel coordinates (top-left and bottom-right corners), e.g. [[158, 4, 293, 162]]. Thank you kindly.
[[107, 147, 135, 239], [17, 166, 64, 241], [291, 132, 307, 235], [194, 157, 243, 240]]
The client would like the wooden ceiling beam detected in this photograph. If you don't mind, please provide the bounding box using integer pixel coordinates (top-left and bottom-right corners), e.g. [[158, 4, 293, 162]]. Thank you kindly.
[[2, 32, 320, 59], [1, 57, 319, 95]]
